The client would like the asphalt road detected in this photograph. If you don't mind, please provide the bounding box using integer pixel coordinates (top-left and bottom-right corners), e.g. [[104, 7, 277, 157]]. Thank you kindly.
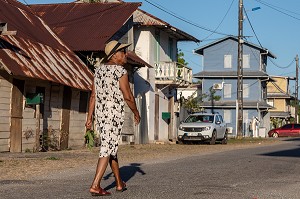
[[1, 138, 300, 199]]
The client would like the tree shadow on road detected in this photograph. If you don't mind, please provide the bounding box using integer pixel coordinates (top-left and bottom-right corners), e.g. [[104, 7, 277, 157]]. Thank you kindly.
[[260, 138, 300, 158], [260, 147, 300, 158], [103, 163, 146, 190]]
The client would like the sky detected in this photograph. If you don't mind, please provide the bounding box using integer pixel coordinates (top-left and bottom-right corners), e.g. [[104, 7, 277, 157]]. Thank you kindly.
[[21, 0, 300, 92]]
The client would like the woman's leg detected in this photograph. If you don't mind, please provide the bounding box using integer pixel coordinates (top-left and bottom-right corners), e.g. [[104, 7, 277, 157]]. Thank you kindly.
[[109, 156, 124, 190], [90, 156, 109, 189]]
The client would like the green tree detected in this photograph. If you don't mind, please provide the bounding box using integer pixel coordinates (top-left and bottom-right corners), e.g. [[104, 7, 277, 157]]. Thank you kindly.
[[180, 86, 220, 113], [177, 49, 188, 66]]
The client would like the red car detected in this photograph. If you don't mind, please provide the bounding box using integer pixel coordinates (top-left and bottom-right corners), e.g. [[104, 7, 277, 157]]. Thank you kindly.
[[268, 124, 300, 138]]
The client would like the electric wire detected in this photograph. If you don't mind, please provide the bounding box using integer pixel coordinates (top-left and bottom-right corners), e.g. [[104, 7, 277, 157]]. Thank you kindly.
[[21, 0, 29, 5], [201, 0, 236, 41], [143, 0, 232, 37], [243, 7, 295, 70], [254, 0, 300, 21]]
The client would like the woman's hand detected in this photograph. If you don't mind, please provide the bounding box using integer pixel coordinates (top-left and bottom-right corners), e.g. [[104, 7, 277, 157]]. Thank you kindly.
[[134, 112, 141, 125], [85, 118, 92, 130]]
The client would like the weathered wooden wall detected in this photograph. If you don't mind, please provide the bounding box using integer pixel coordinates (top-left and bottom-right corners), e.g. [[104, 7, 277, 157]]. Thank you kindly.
[[68, 89, 88, 149], [0, 73, 12, 152]]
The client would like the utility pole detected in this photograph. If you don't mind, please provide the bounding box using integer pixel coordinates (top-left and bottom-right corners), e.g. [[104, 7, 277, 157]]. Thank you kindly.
[[237, 0, 244, 138], [296, 55, 299, 123]]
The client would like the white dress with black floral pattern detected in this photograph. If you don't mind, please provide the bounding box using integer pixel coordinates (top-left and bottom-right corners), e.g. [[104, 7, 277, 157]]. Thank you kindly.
[[94, 64, 127, 158]]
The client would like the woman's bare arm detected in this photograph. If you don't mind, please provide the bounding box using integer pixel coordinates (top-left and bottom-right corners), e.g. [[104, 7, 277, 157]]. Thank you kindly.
[[85, 80, 95, 130]]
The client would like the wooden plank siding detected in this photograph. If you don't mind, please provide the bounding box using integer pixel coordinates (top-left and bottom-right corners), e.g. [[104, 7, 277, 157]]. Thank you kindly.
[[0, 74, 12, 152], [0, 76, 93, 152], [68, 89, 87, 149]]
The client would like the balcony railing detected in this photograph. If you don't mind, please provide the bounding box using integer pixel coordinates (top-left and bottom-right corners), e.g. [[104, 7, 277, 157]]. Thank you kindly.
[[155, 61, 192, 84]]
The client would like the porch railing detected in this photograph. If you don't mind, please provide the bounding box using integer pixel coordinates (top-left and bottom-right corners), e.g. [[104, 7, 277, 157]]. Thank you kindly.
[[154, 61, 192, 83]]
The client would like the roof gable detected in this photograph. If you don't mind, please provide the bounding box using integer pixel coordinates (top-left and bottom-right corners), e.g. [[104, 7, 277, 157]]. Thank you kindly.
[[133, 9, 199, 42], [194, 36, 276, 58]]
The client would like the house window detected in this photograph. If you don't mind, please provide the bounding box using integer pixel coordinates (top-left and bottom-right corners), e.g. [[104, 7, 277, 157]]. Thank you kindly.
[[223, 84, 232, 98], [243, 54, 250, 68], [224, 55, 232, 68], [224, 110, 231, 123], [267, 99, 274, 106], [79, 91, 88, 113], [243, 84, 249, 98]]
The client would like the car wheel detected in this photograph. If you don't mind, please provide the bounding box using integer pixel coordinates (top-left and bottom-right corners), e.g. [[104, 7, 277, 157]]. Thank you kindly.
[[272, 132, 279, 138], [209, 130, 216, 145], [221, 131, 228, 145]]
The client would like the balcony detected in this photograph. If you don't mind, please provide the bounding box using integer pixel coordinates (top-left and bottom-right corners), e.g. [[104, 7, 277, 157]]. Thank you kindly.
[[155, 61, 192, 85]]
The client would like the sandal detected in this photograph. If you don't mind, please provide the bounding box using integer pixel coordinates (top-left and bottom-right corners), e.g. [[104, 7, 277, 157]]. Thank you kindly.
[[90, 187, 111, 196], [116, 181, 127, 192]]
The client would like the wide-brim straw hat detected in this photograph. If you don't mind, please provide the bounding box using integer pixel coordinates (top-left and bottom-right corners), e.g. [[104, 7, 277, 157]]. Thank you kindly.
[[105, 40, 131, 61]]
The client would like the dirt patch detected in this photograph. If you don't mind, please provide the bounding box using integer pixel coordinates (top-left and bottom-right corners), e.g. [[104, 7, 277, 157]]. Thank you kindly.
[[0, 139, 281, 180]]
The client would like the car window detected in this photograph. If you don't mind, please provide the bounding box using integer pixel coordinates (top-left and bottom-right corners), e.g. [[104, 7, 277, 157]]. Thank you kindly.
[[282, 124, 293, 129], [216, 115, 223, 123], [215, 115, 220, 123], [184, 115, 214, 123], [294, 124, 300, 129]]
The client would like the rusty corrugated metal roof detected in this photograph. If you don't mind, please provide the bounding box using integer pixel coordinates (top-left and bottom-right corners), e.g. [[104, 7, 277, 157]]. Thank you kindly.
[[0, 0, 93, 90], [133, 9, 200, 42], [127, 51, 152, 68], [30, 2, 141, 51]]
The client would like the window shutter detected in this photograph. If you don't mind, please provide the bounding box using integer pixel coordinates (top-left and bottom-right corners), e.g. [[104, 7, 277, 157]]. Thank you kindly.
[[223, 84, 232, 98], [224, 55, 232, 68]]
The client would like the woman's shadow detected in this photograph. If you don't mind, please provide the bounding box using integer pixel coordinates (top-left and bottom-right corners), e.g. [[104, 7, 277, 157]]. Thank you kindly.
[[103, 163, 146, 190]]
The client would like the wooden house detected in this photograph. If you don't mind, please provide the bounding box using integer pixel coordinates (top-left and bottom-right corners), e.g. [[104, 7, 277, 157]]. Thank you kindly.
[[194, 36, 276, 137], [267, 76, 296, 128], [0, 0, 93, 152]]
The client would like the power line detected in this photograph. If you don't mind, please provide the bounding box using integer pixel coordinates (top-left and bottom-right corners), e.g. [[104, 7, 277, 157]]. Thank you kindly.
[[143, 0, 233, 37], [243, 6, 296, 70], [201, 0, 236, 41], [254, 0, 300, 21], [269, 58, 295, 69], [21, 0, 29, 5]]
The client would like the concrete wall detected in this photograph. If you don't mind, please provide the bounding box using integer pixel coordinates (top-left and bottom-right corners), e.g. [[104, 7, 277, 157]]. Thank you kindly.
[[134, 25, 178, 143]]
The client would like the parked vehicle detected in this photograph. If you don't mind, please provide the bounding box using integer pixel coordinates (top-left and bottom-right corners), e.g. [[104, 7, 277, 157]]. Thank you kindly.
[[268, 124, 300, 138], [177, 113, 228, 145]]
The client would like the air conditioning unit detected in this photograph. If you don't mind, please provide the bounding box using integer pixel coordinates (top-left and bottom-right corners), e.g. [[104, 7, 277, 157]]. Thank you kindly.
[[213, 83, 223, 90], [227, 127, 233, 134]]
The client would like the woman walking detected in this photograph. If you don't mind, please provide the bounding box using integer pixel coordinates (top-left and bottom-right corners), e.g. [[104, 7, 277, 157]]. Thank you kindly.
[[85, 40, 141, 196]]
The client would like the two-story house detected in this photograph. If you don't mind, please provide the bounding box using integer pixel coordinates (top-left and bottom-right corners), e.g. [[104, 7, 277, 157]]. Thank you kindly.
[[267, 76, 296, 128], [193, 36, 276, 137], [132, 8, 199, 143]]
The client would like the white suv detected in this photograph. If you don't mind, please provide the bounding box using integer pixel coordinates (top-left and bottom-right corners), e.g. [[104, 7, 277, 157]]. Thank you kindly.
[[177, 113, 228, 145]]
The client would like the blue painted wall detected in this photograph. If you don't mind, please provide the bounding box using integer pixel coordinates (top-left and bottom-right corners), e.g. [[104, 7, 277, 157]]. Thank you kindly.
[[203, 79, 261, 101], [203, 39, 262, 72]]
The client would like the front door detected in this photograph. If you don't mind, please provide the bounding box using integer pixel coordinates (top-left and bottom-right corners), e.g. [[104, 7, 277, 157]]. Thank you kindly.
[[10, 79, 24, 152]]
